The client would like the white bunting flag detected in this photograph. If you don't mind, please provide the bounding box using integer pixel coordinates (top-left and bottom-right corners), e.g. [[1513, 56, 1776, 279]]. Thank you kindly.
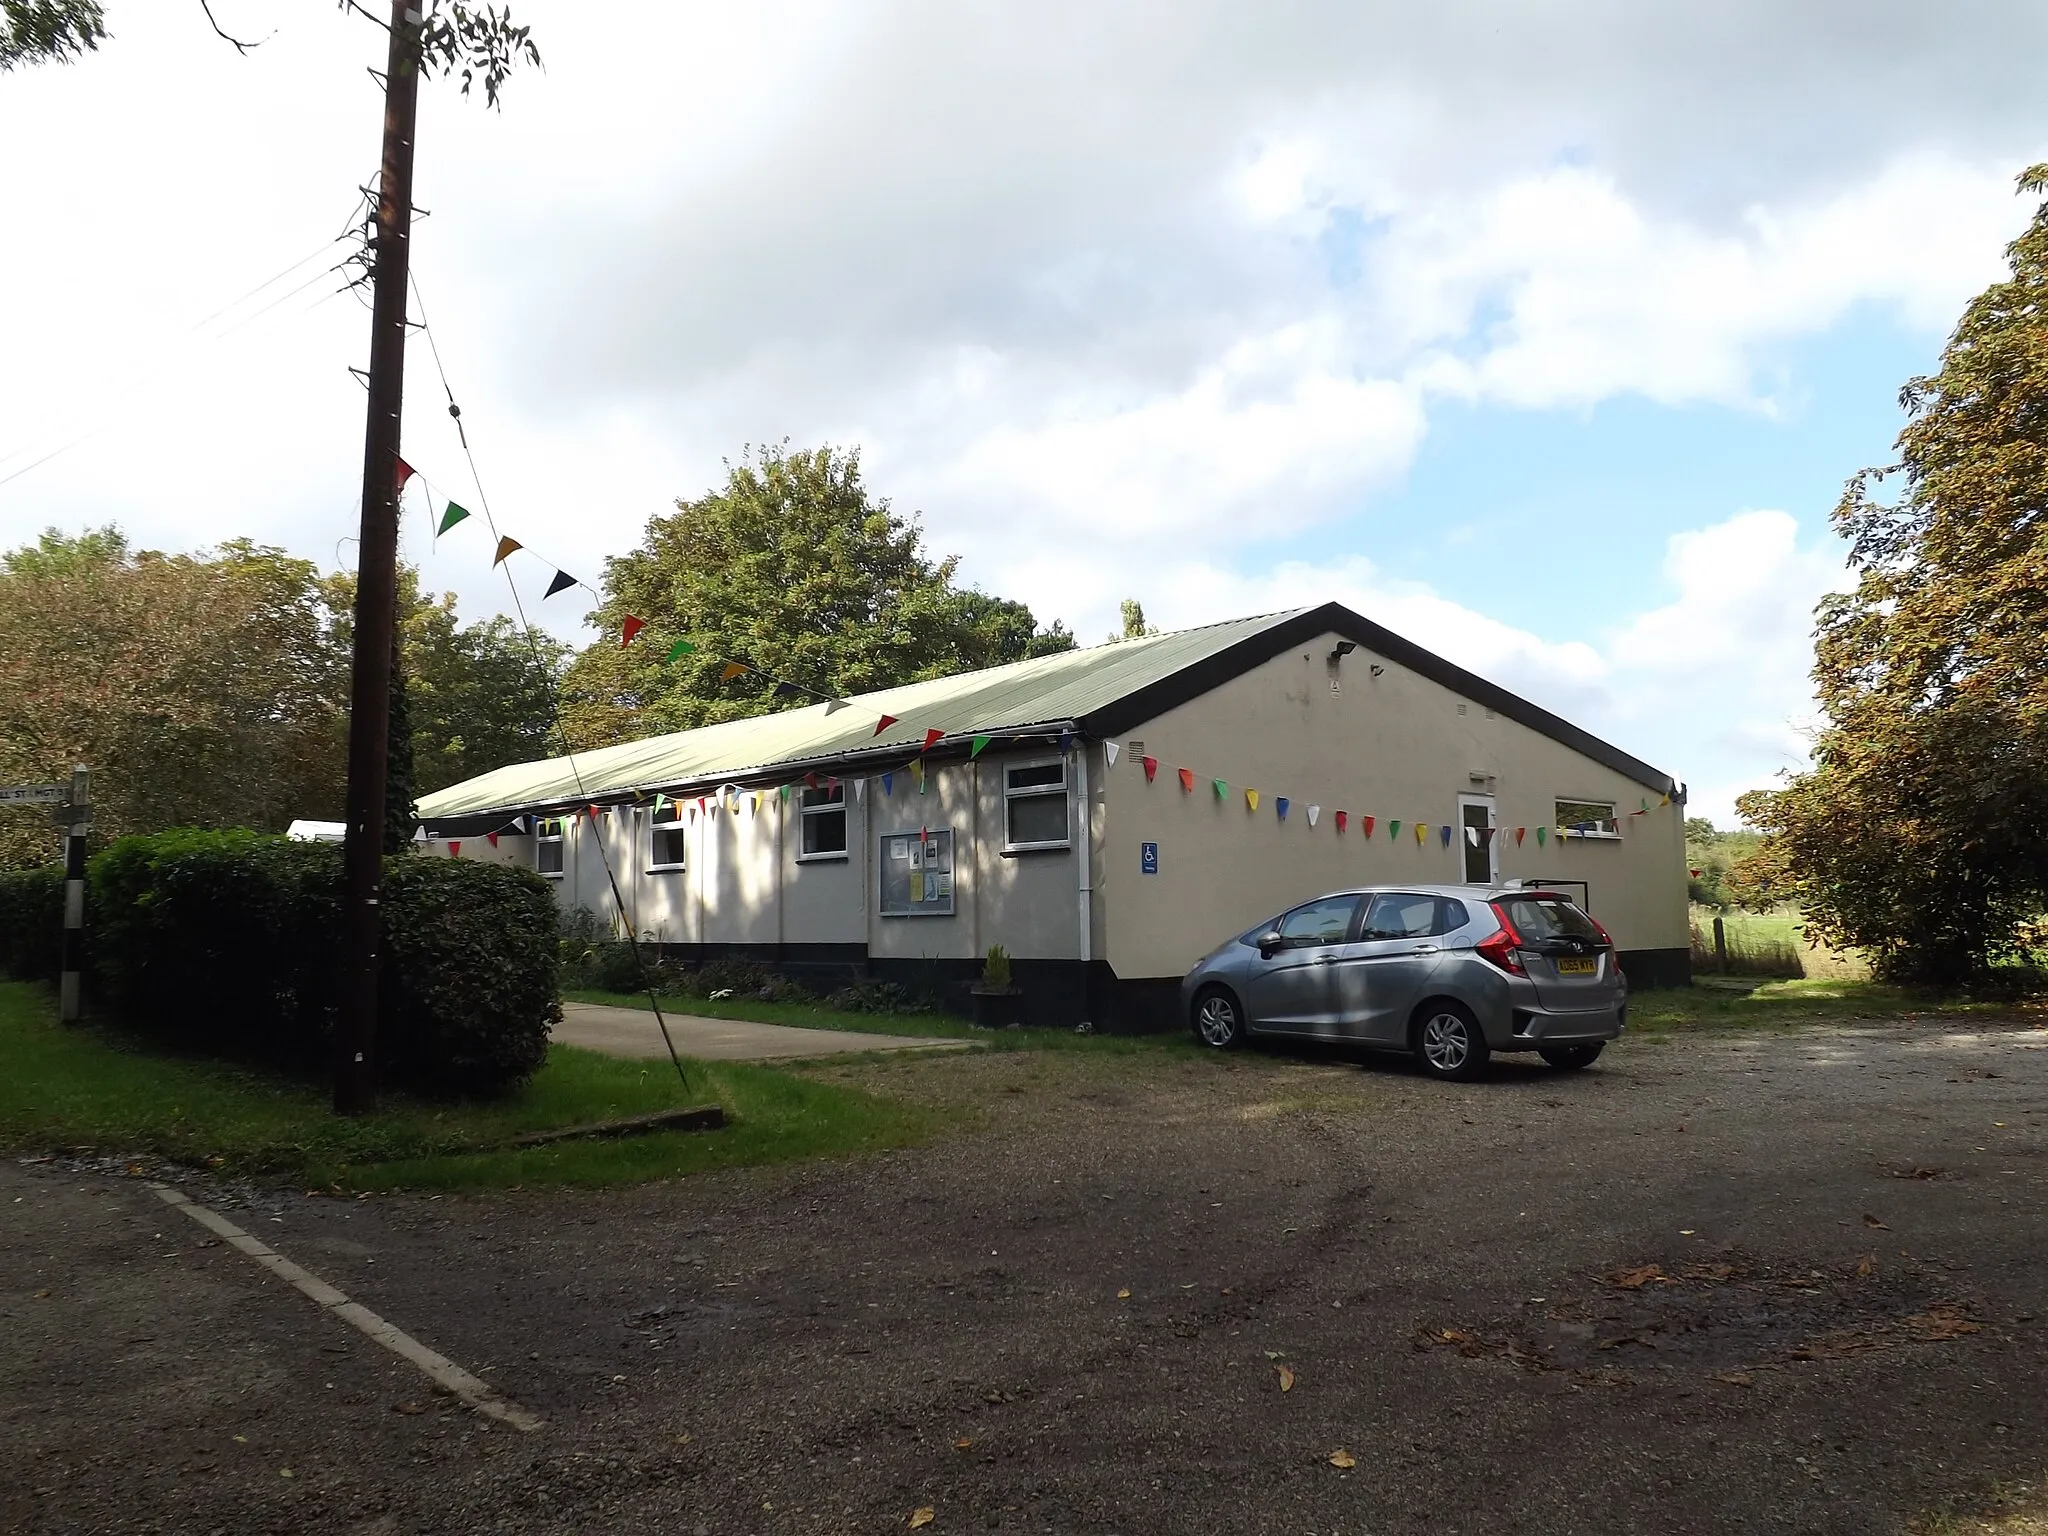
[[1105, 741, 1121, 767], [854, 779, 865, 802], [1307, 805, 1321, 828]]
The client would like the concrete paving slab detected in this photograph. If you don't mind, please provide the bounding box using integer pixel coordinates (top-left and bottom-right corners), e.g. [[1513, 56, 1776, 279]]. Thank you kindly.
[[553, 1000, 971, 1062]]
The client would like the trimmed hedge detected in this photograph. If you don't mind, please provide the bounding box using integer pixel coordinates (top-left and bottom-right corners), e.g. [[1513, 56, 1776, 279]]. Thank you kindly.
[[84, 830, 559, 1096], [0, 865, 63, 982]]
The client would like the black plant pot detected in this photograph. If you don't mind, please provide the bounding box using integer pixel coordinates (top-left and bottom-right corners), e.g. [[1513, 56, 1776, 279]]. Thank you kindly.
[[970, 986, 1023, 1030]]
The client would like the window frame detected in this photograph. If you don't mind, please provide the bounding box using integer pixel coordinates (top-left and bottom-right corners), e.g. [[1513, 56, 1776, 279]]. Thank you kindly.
[[645, 803, 687, 873], [1555, 797, 1622, 841], [1273, 894, 1363, 949], [1362, 891, 1442, 940], [797, 782, 849, 862], [535, 815, 566, 879], [1002, 756, 1071, 853]]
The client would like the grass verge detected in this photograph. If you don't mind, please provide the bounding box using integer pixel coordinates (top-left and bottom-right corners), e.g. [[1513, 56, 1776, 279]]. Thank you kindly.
[[1630, 976, 2032, 1034], [0, 981, 947, 1191], [564, 988, 1201, 1055]]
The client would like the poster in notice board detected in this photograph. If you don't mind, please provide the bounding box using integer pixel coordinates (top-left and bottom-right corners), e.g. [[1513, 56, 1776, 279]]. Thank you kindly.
[[879, 828, 954, 916]]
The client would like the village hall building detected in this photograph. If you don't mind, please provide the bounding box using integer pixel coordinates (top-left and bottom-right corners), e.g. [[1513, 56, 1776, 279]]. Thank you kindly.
[[415, 603, 1691, 1031]]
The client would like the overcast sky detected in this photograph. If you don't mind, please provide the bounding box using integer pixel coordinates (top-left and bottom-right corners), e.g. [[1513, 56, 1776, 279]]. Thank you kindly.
[[5, 1, 2046, 820]]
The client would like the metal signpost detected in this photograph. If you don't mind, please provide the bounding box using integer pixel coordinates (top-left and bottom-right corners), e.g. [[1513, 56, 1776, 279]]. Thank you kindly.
[[3, 769, 90, 1021]]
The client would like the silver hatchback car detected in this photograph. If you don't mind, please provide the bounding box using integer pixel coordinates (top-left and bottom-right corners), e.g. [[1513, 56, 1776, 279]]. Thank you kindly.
[[1179, 884, 1625, 1081]]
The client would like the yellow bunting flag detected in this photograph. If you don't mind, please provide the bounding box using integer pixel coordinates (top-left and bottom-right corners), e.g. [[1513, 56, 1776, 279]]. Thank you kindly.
[[720, 661, 748, 681], [492, 535, 522, 566], [1415, 822, 1428, 844], [1246, 789, 1260, 812]]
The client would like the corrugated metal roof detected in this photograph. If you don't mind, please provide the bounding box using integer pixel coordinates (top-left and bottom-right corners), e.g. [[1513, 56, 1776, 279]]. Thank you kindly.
[[417, 609, 1306, 817]]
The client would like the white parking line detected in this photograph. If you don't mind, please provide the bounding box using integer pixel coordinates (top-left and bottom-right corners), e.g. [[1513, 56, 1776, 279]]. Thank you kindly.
[[147, 1182, 543, 1432]]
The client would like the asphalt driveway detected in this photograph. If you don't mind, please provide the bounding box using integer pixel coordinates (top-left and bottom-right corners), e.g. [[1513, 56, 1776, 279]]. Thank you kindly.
[[554, 1000, 969, 1061], [6, 1020, 2048, 1534]]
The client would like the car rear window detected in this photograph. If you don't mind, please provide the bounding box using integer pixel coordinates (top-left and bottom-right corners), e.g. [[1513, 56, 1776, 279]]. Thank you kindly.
[[1499, 896, 1603, 943]]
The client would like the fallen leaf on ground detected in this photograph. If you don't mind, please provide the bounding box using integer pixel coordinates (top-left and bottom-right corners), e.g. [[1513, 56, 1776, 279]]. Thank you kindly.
[[1116, 1288, 1131, 1300], [1862, 1213, 1890, 1230], [1263, 1350, 1287, 1361], [1329, 1450, 1356, 1469], [1277, 1366, 1295, 1392], [1902, 1305, 1980, 1341], [1856, 1253, 1876, 1278], [1889, 1167, 1944, 1180], [909, 1509, 936, 1529], [33, 1289, 51, 1299], [1711, 1371, 1754, 1387], [392, 1402, 425, 1416], [279, 1469, 294, 1479], [1604, 1264, 1669, 1290], [954, 1438, 972, 1451]]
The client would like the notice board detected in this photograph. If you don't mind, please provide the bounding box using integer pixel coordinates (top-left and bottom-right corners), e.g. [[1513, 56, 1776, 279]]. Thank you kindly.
[[879, 827, 955, 917]]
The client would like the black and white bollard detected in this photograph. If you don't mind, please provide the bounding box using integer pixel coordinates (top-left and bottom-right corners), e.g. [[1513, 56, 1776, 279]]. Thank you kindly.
[[59, 765, 89, 1023]]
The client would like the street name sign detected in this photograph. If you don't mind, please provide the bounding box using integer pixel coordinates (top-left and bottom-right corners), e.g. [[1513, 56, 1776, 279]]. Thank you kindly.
[[0, 784, 66, 805]]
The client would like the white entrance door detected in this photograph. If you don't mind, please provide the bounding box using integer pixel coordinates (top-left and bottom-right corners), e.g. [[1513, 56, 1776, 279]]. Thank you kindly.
[[1456, 794, 1498, 884]]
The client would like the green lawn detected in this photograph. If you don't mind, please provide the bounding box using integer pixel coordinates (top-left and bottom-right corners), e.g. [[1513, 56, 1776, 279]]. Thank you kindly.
[[1630, 975, 2025, 1033], [0, 982, 948, 1191]]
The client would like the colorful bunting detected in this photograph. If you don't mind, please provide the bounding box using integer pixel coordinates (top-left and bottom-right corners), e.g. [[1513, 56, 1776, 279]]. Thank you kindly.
[[1307, 805, 1320, 828], [922, 729, 944, 753], [875, 714, 899, 736], [1389, 819, 1401, 840], [544, 569, 576, 599], [621, 615, 646, 648], [1335, 810, 1348, 833], [665, 638, 694, 662], [1246, 789, 1260, 812], [1213, 778, 1227, 798], [492, 535, 522, 566], [447, 839, 460, 857], [485, 832, 499, 848], [824, 698, 851, 715], [1536, 826, 1548, 847], [1105, 742, 1121, 767], [779, 784, 790, 801], [394, 457, 415, 491], [1142, 756, 1159, 783], [882, 772, 894, 796], [1439, 825, 1453, 848], [720, 661, 749, 681], [1178, 767, 1195, 793], [1515, 826, 1527, 846], [1362, 815, 1376, 838], [1276, 797, 1289, 821], [971, 735, 991, 758], [437, 501, 470, 536], [1415, 822, 1428, 844]]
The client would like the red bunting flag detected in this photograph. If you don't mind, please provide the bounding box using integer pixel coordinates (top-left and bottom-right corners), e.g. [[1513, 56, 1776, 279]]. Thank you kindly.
[[804, 772, 820, 788], [1177, 767, 1194, 792], [922, 728, 944, 753], [394, 457, 415, 491], [1335, 810, 1348, 833], [874, 714, 898, 736], [1142, 756, 1158, 783], [588, 805, 602, 820], [1514, 826, 1527, 845], [620, 615, 645, 648], [1361, 815, 1376, 838], [447, 840, 461, 857], [485, 832, 499, 848]]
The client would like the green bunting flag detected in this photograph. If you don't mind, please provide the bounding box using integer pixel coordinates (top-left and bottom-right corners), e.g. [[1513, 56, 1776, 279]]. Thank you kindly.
[[437, 501, 470, 536], [665, 638, 694, 662], [1389, 819, 1402, 840], [1537, 825, 1548, 847], [971, 735, 991, 758], [1213, 778, 1228, 799], [779, 783, 791, 801]]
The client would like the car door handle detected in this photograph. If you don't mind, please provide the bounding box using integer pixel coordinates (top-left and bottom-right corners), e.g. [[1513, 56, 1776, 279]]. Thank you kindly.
[[1408, 944, 1439, 954], [1311, 955, 1336, 965]]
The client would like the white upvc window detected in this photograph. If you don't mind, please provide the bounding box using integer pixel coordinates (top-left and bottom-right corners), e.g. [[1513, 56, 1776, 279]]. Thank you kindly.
[[647, 801, 687, 871], [535, 816, 565, 878], [1555, 798, 1621, 840], [799, 782, 848, 860], [1004, 757, 1070, 851]]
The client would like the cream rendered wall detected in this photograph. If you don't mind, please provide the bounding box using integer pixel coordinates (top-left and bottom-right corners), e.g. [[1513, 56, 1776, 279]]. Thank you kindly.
[[1099, 631, 1688, 980]]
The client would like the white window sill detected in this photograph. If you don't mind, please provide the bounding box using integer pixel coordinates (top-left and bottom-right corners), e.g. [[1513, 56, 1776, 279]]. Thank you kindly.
[[796, 851, 849, 864], [644, 863, 686, 874], [539, 871, 565, 880], [1559, 830, 1622, 841], [1001, 841, 1071, 857]]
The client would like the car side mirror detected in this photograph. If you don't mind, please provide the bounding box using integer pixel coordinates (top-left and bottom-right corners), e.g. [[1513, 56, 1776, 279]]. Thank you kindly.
[[1256, 930, 1283, 957]]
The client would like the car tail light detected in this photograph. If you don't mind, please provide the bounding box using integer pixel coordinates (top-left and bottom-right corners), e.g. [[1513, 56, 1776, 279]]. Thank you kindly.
[[1479, 902, 1526, 975], [1583, 913, 1623, 974]]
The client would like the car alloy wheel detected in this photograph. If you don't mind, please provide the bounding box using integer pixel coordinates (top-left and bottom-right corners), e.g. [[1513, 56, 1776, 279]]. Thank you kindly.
[[1193, 989, 1242, 1048], [1416, 1004, 1489, 1081]]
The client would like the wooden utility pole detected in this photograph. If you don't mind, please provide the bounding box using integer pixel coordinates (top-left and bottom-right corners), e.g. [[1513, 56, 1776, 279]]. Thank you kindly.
[[336, 1, 424, 1116]]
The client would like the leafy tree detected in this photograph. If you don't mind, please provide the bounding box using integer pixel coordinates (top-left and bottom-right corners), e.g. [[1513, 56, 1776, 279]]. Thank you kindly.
[[0, 530, 349, 866], [561, 444, 1074, 748], [1683, 817, 1762, 909], [1741, 165, 2048, 980], [1110, 598, 1158, 642], [0, 0, 104, 70]]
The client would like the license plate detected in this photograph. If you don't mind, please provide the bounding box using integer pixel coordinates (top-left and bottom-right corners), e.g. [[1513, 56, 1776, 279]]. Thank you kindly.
[[1556, 956, 1597, 975]]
